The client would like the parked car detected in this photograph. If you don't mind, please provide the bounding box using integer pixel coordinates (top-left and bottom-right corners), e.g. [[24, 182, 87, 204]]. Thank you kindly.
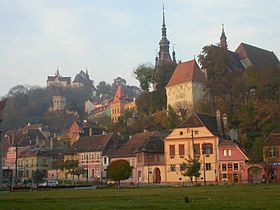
[[39, 180, 58, 187]]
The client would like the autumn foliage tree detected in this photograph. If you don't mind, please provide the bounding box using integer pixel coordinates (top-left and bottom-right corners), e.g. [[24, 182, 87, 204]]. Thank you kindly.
[[107, 160, 132, 188]]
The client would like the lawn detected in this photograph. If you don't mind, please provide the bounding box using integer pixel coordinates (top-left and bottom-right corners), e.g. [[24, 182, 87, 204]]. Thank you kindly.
[[0, 184, 279, 210]]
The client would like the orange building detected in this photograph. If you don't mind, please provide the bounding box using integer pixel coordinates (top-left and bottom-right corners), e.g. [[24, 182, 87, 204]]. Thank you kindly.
[[110, 85, 136, 123]]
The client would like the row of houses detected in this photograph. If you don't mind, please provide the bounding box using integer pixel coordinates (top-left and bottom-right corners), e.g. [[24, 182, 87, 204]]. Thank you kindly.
[[2, 112, 279, 184]]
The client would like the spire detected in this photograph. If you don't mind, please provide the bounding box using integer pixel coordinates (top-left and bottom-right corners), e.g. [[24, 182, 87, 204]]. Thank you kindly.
[[220, 24, 228, 49], [86, 66, 89, 76], [172, 44, 176, 64], [56, 66, 60, 77], [157, 4, 172, 67], [162, 4, 167, 37]]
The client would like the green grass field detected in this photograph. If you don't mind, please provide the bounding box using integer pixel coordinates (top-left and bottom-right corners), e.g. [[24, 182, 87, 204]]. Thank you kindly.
[[0, 184, 279, 210]]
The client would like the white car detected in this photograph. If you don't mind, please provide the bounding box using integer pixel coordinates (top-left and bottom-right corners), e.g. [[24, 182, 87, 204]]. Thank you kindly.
[[39, 180, 58, 187]]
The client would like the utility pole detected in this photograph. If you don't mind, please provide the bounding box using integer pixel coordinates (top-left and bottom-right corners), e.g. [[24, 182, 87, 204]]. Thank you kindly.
[[0, 129, 3, 186], [202, 143, 206, 186], [15, 144, 18, 185], [191, 130, 195, 158]]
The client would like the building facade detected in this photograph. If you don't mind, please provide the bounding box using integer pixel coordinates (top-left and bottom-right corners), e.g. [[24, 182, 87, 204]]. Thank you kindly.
[[166, 59, 208, 113], [164, 113, 219, 184]]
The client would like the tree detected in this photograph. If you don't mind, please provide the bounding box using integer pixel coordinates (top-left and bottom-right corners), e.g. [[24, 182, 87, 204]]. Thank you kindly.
[[73, 166, 86, 181], [133, 63, 154, 92], [107, 160, 132, 188], [33, 169, 44, 186], [181, 157, 201, 185], [263, 161, 273, 183]]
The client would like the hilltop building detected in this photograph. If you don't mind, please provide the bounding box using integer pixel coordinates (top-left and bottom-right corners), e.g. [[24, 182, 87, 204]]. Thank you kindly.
[[72, 70, 97, 97], [47, 68, 71, 87]]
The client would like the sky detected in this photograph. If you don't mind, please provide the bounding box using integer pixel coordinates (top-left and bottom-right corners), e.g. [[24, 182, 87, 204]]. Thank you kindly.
[[0, 0, 279, 97]]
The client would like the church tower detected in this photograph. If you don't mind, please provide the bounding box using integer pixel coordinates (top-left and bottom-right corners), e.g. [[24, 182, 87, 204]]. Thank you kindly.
[[220, 24, 228, 49], [155, 4, 175, 67]]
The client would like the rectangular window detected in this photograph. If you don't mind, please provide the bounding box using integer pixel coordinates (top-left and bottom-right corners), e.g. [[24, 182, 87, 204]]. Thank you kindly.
[[169, 145, 175, 157], [179, 144, 185, 156], [234, 163, 239, 170], [138, 153, 142, 162], [228, 150, 232, 156], [223, 149, 227, 156], [222, 164, 227, 171], [170, 164, 176, 172], [194, 144, 200, 155], [179, 131, 183, 135], [228, 163, 232, 169], [204, 143, 213, 154], [206, 163, 211, 171], [222, 173, 227, 179]]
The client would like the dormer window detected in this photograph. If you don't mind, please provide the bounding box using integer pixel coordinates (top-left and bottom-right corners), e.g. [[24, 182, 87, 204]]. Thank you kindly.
[[180, 131, 183, 135]]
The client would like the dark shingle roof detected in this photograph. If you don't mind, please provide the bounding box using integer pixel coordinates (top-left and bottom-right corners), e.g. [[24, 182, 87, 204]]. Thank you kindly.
[[235, 43, 280, 69], [177, 113, 219, 136], [110, 131, 159, 158], [71, 134, 113, 153], [264, 130, 280, 146]]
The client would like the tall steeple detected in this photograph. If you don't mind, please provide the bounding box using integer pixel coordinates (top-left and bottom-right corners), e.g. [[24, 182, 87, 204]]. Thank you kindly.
[[156, 4, 172, 66], [220, 24, 228, 49]]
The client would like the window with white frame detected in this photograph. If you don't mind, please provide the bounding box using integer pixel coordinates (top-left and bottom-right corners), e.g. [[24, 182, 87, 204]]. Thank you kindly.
[[228, 150, 232, 156], [223, 149, 227, 156]]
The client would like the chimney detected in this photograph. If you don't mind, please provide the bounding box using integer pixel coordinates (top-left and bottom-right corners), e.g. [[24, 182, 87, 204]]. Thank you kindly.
[[129, 135, 132, 140], [216, 109, 222, 134], [50, 138, 54, 150], [222, 114, 228, 131], [36, 136, 39, 146], [102, 131, 107, 135], [11, 133, 15, 145], [143, 129, 147, 133], [89, 127, 93, 136]]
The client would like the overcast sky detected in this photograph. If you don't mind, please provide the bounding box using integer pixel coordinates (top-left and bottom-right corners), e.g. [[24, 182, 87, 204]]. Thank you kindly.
[[1, 0, 279, 97]]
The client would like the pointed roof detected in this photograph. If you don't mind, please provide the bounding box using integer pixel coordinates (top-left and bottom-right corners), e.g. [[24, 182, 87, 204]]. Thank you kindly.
[[166, 59, 207, 87], [112, 85, 125, 103], [177, 113, 219, 136], [235, 43, 280, 69], [156, 4, 172, 66], [220, 24, 228, 49], [73, 70, 96, 89]]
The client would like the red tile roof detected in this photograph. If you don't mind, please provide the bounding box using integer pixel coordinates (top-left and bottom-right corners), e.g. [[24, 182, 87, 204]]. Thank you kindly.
[[112, 85, 124, 103], [166, 60, 207, 87]]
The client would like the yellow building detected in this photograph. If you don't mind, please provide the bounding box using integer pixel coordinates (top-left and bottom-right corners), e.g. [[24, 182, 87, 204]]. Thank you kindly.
[[17, 150, 53, 179], [164, 113, 220, 184], [165, 59, 208, 113]]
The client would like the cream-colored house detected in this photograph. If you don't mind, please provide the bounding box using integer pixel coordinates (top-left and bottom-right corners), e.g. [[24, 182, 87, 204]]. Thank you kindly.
[[164, 113, 220, 184], [165, 59, 208, 113]]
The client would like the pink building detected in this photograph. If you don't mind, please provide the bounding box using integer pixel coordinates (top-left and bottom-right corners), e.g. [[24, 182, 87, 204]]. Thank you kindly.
[[218, 140, 249, 184]]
